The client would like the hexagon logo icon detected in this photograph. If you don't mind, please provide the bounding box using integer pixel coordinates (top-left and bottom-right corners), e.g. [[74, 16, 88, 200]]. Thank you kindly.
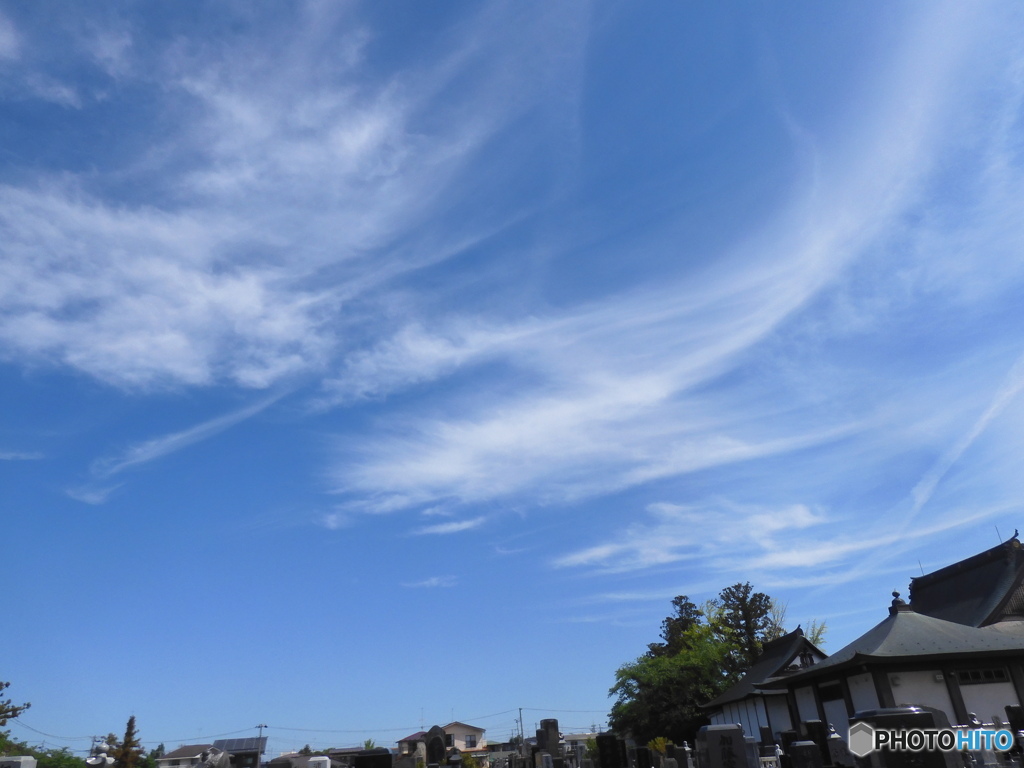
[[848, 722, 876, 758]]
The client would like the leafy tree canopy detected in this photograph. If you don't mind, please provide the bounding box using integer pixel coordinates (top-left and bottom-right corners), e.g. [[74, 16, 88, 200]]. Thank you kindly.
[[608, 583, 820, 745], [0, 682, 30, 727]]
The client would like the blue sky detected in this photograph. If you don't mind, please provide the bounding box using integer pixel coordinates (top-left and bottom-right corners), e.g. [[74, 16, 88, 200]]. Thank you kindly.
[[5, 0, 1024, 757]]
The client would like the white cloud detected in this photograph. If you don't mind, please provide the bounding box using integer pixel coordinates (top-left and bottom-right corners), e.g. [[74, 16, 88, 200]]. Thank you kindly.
[[401, 575, 458, 588], [412, 516, 487, 536], [0, 450, 43, 460], [90, 394, 282, 480], [0, 11, 19, 60]]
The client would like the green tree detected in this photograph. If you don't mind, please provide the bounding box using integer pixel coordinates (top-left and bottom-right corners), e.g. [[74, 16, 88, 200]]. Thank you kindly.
[[0, 682, 30, 726], [718, 583, 774, 670], [608, 584, 783, 745], [299, 747, 313, 757], [110, 716, 144, 768], [362, 740, 376, 751]]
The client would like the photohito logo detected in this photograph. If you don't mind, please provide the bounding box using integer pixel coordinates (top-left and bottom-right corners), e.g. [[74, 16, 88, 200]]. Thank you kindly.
[[847, 722, 1014, 757]]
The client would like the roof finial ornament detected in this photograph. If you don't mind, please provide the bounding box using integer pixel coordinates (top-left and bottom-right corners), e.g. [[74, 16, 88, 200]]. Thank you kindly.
[[890, 590, 909, 614], [1015, 529, 1019, 539]]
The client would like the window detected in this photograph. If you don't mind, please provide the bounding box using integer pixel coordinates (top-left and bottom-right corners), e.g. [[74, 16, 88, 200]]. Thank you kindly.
[[445, 735, 454, 748], [465, 736, 477, 749], [957, 668, 1009, 685]]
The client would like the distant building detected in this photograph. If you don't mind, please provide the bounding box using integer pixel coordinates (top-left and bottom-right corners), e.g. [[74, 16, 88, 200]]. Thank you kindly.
[[156, 745, 214, 768]]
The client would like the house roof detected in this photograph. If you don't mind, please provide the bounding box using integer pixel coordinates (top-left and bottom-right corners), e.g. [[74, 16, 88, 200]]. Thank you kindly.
[[212, 738, 267, 754], [760, 596, 1024, 688], [703, 628, 825, 709], [442, 723, 484, 733], [160, 746, 214, 761], [397, 732, 426, 744], [909, 535, 1024, 627]]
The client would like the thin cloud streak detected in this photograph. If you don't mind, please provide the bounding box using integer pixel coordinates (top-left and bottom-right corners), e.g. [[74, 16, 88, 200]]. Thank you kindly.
[[412, 516, 487, 536], [91, 394, 282, 479], [0, 450, 43, 460]]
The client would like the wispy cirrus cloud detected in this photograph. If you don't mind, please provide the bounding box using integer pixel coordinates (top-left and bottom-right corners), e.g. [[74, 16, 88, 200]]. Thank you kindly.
[[401, 575, 458, 588], [412, 516, 487, 536], [67, 393, 282, 504], [0, 450, 43, 460]]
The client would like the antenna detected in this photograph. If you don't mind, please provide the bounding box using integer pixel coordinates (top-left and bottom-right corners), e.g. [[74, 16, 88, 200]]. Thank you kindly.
[[997, 525, 1003, 543], [918, 560, 924, 576]]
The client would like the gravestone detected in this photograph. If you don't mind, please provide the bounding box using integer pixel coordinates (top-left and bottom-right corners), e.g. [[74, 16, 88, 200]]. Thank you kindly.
[[595, 736, 625, 768], [540, 756, 554, 768], [553, 760, 565, 768], [635, 748, 653, 768], [426, 727, 448, 767], [538, 721, 561, 759], [801, 722, 830, 767], [395, 756, 416, 768], [695, 724, 749, 768], [826, 726, 853, 768], [778, 731, 798, 768], [447, 750, 462, 768], [353, 749, 393, 768], [788, 742, 822, 768], [582, 760, 594, 768], [759, 728, 774, 747], [850, 707, 961, 768], [624, 741, 637, 768], [743, 738, 758, 768], [663, 760, 679, 768]]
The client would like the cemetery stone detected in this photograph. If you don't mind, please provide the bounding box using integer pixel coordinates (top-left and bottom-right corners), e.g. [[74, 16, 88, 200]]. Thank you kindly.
[[425, 728, 448, 767], [788, 742, 822, 768], [352, 749, 393, 768], [759, 729, 774, 747], [695, 724, 750, 768], [635, 747, 652, 768], [826, 726, 853, 768], [801, 721, 830, 767], [595, 735, 623, 768], [743, 738, 758, 768]]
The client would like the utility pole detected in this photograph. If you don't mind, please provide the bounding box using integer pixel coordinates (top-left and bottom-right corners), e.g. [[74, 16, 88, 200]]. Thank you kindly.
[[518, 709, 525, 757], [256, 724, 267, 768]]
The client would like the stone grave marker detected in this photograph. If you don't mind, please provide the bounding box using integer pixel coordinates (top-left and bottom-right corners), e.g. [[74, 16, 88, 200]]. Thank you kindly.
[[353, 749, 393, 768], [800, 722, 830, 767], [759, 728, 773, 747], [743, 738, 758, 768], [425, 727, 447, 767], [825, 726, 852, 768], [595, 735, 623, 768], [695, 724, 749, 768], [635, 748, 652, 768], [788, 742, 822, 768]]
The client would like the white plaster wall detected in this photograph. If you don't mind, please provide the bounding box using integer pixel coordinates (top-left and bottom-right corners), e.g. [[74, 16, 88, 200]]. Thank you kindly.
[[960, 681, 1019, 724], [765, 696, 793, 736], [722, 701, 762, 738], [822, 699, 849, 739], [888, 670, 955, 723], [847, 673, 879, 714], [795, 686, 818, 723]]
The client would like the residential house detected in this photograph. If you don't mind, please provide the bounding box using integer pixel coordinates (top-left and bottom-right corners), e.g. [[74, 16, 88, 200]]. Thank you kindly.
[[156, 745, 214, 768]]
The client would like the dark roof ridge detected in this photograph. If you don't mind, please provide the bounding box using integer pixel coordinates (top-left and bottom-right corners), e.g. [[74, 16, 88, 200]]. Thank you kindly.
[[911, 536, 1020, 590]]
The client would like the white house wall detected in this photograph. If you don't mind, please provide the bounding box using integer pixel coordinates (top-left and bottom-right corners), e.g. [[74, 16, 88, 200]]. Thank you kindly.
[[822, 699, 849, 739], [764, 696, 793, 736], [795, 686, 818, 723], [846, 673, 878, 715], [959, 680, 1019, 725], [888, 671, 955, 723]]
